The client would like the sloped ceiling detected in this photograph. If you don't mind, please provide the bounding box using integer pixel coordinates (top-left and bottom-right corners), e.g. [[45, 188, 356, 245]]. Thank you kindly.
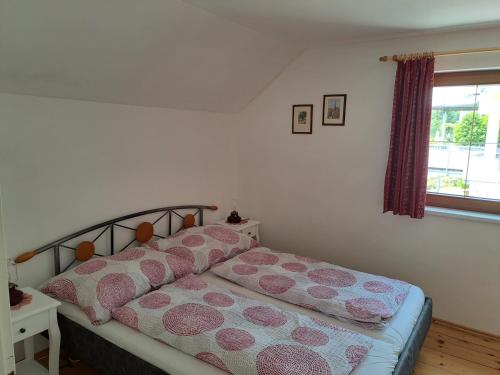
[[184, 0, 500, 44], [0, 0, 302, 113], [2, 0, 500, 112]]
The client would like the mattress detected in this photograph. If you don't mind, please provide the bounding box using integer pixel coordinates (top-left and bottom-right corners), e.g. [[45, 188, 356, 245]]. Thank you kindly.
[[56, 271, 424, 375]]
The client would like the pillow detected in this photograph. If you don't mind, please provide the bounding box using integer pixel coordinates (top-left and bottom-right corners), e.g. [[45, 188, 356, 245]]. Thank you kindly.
[[145, 224, 259, 274], [40, 247, 192, 325]]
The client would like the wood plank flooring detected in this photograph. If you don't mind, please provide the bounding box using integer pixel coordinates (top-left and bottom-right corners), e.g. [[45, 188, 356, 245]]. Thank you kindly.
[[34, 319, 500, 374], [414, 319, 500, 375]]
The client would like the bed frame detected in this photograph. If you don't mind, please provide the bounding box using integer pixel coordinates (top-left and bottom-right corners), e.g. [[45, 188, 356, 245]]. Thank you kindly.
[[15, 205, 218, 274], [25, 205, 432, 375]]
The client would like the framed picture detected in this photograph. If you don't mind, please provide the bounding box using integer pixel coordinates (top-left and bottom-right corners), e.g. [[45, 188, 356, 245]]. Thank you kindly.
[[292, 104, 313, 134], [322, 94, 347, 126]]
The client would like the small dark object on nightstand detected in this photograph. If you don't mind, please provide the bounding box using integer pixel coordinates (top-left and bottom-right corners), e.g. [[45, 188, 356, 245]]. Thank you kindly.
[[9, 282, 23, 306], [227, 210, 242, 224]]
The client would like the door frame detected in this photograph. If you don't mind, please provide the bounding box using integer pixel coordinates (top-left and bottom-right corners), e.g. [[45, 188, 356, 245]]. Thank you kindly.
[[0, 185, 15, 375]]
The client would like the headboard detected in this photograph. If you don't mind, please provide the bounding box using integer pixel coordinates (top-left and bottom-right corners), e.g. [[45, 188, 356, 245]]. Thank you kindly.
[[15, 205, 218, 275]]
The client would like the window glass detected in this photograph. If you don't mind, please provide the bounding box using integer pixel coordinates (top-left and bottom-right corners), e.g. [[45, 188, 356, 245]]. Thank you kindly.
[[427, 84, 500, 201]]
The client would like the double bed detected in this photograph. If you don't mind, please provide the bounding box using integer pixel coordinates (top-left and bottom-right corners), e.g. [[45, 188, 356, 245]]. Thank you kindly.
[[17, 205, 432, 375]]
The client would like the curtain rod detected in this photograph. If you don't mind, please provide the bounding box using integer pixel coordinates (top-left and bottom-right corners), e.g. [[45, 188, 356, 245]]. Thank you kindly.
[[379, 46, 500, 62]]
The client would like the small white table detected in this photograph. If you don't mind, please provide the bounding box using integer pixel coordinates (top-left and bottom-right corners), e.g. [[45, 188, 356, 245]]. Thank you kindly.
[[11, 287, 61, 375], [216, 219, 261, 242]]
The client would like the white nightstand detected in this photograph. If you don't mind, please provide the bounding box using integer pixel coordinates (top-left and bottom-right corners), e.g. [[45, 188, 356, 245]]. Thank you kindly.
[[11, 287, 61, 375], [216, 219, 261, 242]]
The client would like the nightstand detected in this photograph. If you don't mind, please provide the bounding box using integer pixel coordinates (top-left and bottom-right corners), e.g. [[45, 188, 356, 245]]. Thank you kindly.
[[11, 287, 61, 375], [216, 219, 261, 242]]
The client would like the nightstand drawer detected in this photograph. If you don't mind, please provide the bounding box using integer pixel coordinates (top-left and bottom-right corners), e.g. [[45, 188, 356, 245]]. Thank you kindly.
[[12, 311, 49, 343], [243, 225, 258, 239]]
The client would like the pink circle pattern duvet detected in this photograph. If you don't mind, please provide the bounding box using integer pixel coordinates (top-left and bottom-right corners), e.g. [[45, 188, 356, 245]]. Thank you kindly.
[[211, 247, 411, 328], [112, 274, 373, 375], [144, 225, 259, 274]]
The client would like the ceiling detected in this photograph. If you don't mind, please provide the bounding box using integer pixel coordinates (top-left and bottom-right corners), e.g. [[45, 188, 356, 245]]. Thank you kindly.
[[184, 0, 500, 44], [0, 0, 301, 113], [1, 0, 499, 112]]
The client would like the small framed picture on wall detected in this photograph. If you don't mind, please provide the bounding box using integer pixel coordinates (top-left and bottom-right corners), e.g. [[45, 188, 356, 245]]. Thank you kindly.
[[292, 104, 313, 134], [322, 94, 347, 126]]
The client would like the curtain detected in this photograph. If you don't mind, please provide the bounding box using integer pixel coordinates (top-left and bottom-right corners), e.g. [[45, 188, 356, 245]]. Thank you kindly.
[[383, 57, 435, 219]]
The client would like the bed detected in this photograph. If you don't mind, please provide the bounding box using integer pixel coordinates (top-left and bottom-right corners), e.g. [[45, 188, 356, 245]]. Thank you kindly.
[[17, 205, 432, 375]]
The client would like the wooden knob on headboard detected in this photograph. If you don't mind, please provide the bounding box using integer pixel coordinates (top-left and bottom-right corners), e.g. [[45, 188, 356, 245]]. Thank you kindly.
[[15, 251, 37, 263], [183, 214, 196, 229], [208, 205, 218, 210], [136, 222, 154, 243], [75, 241, 95, 261]]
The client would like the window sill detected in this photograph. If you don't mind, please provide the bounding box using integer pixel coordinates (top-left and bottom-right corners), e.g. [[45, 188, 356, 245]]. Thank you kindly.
[[425, 206, 500, 224]]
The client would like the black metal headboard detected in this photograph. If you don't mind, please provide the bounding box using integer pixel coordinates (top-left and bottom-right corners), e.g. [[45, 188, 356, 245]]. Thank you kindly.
[[15, 205, 218, 275]]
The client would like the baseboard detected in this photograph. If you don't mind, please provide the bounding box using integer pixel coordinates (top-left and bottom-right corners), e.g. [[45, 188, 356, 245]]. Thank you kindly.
[[432, 317, 500, 341]]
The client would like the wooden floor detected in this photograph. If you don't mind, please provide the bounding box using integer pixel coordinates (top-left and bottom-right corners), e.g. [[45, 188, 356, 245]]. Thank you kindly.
[[35, 319, 500, 375], [414, 320, 500, 375]]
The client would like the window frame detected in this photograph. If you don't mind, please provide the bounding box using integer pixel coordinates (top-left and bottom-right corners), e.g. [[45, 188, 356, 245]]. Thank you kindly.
[[426, 70, 500, 215]]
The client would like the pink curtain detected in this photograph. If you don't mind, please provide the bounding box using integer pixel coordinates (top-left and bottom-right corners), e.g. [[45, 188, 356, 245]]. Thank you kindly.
[[383, 57, 435, 219]]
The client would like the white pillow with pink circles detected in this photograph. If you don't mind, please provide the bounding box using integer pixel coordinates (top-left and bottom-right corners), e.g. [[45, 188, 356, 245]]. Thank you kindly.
[[112, 274, 373, 375], [145, 224, 259, 274], [40, 247, 193, 325], [211, 247, 411, 328]]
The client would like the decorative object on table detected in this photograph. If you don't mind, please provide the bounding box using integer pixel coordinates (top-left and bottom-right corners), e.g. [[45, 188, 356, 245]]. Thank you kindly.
[[10, 292, 33, 311], [292, 104, 313, 134], [226, 210, 242, 224], [9, 282, 24, 306], [322, 94, 347, 125]]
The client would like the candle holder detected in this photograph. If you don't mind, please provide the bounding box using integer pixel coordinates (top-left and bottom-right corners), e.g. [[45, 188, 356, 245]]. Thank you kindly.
[[226, 210, 242, 224], [9, 282, 23, 306]]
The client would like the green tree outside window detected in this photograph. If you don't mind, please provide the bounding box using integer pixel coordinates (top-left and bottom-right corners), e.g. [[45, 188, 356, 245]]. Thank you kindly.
[[453, 112, 497, 145]]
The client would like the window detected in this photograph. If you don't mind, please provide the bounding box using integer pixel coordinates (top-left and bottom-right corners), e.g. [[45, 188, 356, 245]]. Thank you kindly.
[[426, 70, 500, 215]]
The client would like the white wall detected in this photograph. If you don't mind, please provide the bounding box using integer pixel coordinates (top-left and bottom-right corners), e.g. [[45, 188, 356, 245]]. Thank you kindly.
[[0, 93, 236, 287], [237, 27, 500, 334], [1, 26, 500, 337]]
